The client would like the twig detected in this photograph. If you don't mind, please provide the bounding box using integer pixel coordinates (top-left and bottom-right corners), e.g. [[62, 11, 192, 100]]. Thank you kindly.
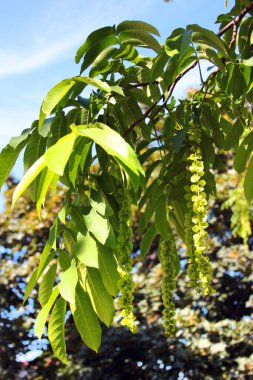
[[124, 1, 253, 137], [229, 21, 237, 50], [124, 99, 160, 136], [192, 42, 204, 85], [217, 1, 253, 37]]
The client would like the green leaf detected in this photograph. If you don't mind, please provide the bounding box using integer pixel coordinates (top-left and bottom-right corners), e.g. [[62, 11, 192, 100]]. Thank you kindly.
[[151, 49, 169, 80], [70, 283, 101, 352], [47, 114, 68, 148], [238, 16, 253, 59], [117, 20, 160, 36], [23, 132, 47, 202], [74, 76, 112, 93], [9, 128, 30, 149], [92, 46, 117, 67], [72, 123, 145, 188], [80, 35, 119, 73], [39, 79, 76, 128], [38, 264, 57, 307], [83, 207, 116, 247], [244, 156, 253, 202], [129, 88, 153, 107], [79, 140, 92, 172], [68, 139, 84, 187], [0, 143, 27, 190], [95, 172, 115, 194], [44, 131, 78, 176], [201, 106, 224, 149], [241, 57, 253, 66], [223, 118, 244, 151], [97, 244, 119, 297], [39, 117, 53, 138], [204, 48, 225, 72], [187, 24, 229, 57], [58, 250, 71, 271], [154, 195, 170, 239], [36, 169, 58, 215], [234, 132, 253, 173], [75, 26, 116, 64], [59, 259, 78, 305], [34, 286, 59, 339], [119, 31, 161, 54], [140, 224, 157, 258], [63, 226, 76, 249], [70, 206, 87, 234], [75, 232, 99, 268], [80, 266, 114, 327], [12, 156, 46, 206], [165, 28, 192, 58], [23, 220, 58, 303], [48, 297, 69, 365], [90, 190, 113, 217]]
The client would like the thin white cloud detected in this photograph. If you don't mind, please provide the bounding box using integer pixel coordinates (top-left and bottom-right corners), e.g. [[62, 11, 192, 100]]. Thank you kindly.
[[0, 35, 81, 77], [0, 0, 156, 77]]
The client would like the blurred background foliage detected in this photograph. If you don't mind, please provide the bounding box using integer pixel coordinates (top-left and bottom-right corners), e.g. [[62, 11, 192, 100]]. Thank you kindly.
[[0, 160, 253, 379]]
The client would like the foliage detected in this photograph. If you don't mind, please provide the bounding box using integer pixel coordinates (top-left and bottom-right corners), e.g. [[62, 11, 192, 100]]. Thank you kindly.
[[0, 177, 253, 379], [1, 0, 253, 363]]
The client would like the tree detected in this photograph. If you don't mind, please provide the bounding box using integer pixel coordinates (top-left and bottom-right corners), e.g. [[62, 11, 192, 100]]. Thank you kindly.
[[1, 174, 253, 379], [0, 0, 253, 365]]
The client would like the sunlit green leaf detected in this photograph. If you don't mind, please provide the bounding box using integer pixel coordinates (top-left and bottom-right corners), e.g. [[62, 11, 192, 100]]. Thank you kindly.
[[44, 131, 78, 176], [75, 232, 99, 268], [12, 156, 46, 206], [80, 266, 114, 327], [72, 123, 145, 188], [59, 259, 78, 305], [39, 79, 76, 128], [34, 286, 59, 339], [83, 207, 116, 247]]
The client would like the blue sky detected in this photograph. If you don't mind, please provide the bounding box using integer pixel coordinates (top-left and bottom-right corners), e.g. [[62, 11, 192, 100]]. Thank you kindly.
[[0, 0, 227, 177]]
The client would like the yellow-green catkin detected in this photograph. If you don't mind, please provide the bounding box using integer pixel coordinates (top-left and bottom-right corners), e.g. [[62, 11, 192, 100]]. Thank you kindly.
[[159, 225, 177, 336], [115, 180, 138, 333], [222, 175, 251, 247], [184, 125, 214, 295]]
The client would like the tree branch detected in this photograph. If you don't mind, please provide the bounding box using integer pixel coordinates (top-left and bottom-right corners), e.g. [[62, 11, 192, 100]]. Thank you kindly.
[[229, 21, 237, 50], [217, 1, 253, 37], [124, 1, 253, 137]]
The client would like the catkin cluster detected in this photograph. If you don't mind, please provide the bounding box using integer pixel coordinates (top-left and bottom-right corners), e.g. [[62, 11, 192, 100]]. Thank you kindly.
[[184, 125, 213, 295], [159, 225, 177, 336], [115, 180, 138, 333]]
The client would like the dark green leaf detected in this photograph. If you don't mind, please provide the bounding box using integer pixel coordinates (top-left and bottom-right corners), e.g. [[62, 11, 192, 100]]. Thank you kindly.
[[140, 224, 157, 258], [244, 156, 253, 202], [38, 264, 57, 307], [97, 244, 119, 297], [48, 297, 69, 365]]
